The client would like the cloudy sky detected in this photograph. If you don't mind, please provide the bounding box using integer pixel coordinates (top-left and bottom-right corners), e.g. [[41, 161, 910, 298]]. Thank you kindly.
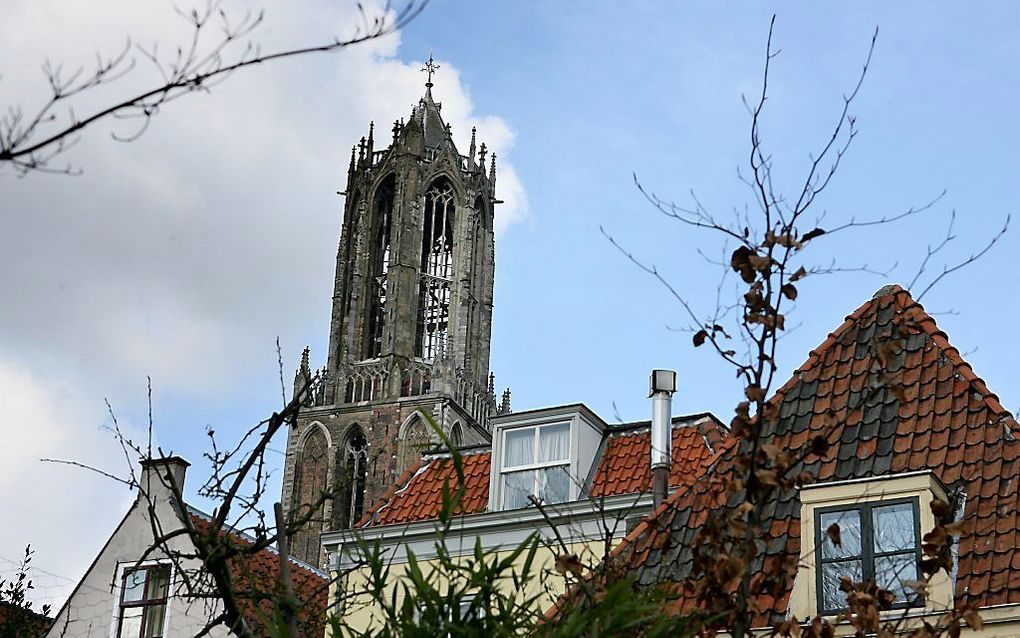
[[2, 0, 1019, 609]]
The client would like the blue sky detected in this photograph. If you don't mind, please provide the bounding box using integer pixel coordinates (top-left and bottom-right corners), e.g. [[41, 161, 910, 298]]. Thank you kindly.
[[410, 2, 1019, 418], [2, 0, 1018, 607]]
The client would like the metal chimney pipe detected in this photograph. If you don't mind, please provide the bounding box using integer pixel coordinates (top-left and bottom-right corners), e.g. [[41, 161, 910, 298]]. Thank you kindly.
[[649, 369, 677, 508]]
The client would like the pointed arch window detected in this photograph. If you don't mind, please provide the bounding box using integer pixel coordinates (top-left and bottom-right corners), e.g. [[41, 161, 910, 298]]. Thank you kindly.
[[334, 426, 368, 528], [450, 421, 464, 448], [398, 416, 432, 473], [365, 176, 396, 359], [415, 178, 455, 360], [290, 428, 329, 564]]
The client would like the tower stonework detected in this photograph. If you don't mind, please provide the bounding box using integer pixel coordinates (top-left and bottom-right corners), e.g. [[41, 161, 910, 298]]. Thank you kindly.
[[282, 77, 499, 567]]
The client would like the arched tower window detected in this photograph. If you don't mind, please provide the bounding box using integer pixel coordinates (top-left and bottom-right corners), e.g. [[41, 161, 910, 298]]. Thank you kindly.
[[415, 178, 455, 360], [398, 415, 432, 474], [333, 425, 368, 528], [364, 175, 396, 359], [290, 427, 329, 564]]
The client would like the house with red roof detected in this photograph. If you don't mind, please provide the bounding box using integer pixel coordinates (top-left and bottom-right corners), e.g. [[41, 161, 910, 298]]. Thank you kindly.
[[327, 285, 1020, 636], [45, 457, 328, 638], [594, 285, 1020, 634], [323, 402, 727, 632]]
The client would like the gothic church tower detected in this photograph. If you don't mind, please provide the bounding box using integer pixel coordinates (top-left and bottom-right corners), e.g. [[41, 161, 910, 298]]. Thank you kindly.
[[282, 64, 499, 566]]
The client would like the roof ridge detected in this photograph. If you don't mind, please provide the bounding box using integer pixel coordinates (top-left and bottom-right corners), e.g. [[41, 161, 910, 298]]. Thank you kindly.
[[772, 285, 1014, 428], [608, 413, 721, 434], [896, 290, 1015, 423]]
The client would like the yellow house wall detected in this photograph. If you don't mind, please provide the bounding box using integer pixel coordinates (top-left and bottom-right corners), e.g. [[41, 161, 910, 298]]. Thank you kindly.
[[328, 539, 607, 636]]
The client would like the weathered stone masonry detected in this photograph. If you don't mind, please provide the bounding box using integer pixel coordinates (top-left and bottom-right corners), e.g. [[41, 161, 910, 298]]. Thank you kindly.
[[281, 79, 502, 567]]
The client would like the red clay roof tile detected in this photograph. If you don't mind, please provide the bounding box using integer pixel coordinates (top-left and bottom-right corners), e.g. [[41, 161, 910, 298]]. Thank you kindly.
[[606, 285, 1020, 624], [357, 416, 726, 528], [188, 510, 328, 637]]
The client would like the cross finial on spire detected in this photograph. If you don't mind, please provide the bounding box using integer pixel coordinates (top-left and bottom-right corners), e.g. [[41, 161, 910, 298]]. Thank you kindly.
[[422, 52, 440, 88]]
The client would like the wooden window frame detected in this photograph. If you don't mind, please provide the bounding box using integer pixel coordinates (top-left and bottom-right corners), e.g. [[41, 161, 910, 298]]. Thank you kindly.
[[814, 497, 923, 616], [116, 564, 171, 638]]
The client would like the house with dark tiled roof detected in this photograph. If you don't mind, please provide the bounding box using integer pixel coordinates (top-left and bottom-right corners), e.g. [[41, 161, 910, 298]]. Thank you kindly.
[[324, 403, 727, 632], [601, 285, 1020, 634], [46, 457, 328, 638]]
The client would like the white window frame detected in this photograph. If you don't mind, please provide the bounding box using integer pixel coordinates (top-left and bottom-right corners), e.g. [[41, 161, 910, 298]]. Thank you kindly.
[[109, 560, 174, 638], [499, 422, 571, 509]]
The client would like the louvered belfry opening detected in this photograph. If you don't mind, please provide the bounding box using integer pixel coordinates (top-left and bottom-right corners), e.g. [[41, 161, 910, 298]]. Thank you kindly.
[[415, 177, 455, 360], [364, 174, 395, 359]]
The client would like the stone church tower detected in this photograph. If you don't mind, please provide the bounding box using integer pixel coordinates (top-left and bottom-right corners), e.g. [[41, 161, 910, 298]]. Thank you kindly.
[[282, 66, 501, 566]]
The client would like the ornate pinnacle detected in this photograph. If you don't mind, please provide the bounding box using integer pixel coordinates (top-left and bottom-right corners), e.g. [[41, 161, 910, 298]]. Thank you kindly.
[[478, 142, 487, 167], [349, 145, 356, 171], [294, 346, 312, 400], [489, 153, 497, 183], [392, 119, 401, 143], [367, 121, 374, 155], [469, 127, 477, 161], [500, 388, 512, 414]]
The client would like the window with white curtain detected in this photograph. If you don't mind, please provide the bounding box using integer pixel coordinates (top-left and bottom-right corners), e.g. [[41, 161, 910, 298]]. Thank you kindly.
[[500, 422, 570, 509]]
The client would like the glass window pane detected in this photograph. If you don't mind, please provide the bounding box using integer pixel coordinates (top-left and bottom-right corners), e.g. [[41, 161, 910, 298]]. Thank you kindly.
[[145, 567, 170, 600], [458, 597, 478, 623], [503, 471, 534, 509], [143, 603, 167, 637], [541, 466, 570, 503], [821, 560, 862, 611], [120, 607, 143, 636], [538, 423, 570, 462], [873, 503, 916, 553], [875, 553, 919, 604], [819, 509, 862, 559], [503, 428, 534, 468], [123, 569, 147, 602]]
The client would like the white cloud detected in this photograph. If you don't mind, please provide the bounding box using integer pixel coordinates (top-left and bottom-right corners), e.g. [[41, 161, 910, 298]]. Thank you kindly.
[[0, 0, 527, 608], [0, 0, 526, 391], [0, 359, 138, 610]]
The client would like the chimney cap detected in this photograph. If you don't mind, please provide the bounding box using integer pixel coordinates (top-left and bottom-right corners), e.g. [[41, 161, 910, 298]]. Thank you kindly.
[[138, 455, 190, 500], [649, 369, 677, 396], [139, 455, 191, 470]]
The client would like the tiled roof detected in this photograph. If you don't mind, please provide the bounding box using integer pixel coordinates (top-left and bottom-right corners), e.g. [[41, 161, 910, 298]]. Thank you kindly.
[[612, 285, 1020, 622], [362, 449, 493, 526], [357, 415, 726, 528], [188, 508, 328, 637], [589, 415, 725, 497]]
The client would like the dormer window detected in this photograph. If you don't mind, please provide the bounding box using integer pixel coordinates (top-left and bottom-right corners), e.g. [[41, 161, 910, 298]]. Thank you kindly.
[[816, 499, 922, 614], [501, 423, 570, 509]]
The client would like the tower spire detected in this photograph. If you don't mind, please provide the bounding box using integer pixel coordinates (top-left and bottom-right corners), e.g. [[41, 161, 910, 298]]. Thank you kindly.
[[421, 52, 441, 89]]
